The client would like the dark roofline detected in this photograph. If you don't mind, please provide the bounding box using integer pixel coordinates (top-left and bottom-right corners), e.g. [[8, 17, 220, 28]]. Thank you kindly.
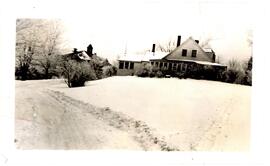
[[62, 50, 84, 56]]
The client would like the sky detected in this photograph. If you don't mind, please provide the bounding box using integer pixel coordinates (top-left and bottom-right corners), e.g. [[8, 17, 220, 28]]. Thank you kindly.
[[2, 0, 253, 64], [58, 0, 253, 63]]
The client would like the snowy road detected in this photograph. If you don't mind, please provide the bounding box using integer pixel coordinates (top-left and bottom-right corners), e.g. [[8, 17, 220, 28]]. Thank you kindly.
[[15, 80, 176, 150]]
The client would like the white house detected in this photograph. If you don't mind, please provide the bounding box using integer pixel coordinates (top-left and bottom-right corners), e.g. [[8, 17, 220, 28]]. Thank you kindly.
[[117, 36, 227, 76]]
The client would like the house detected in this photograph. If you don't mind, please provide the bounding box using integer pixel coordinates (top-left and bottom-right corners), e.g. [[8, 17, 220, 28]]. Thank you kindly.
[[62, 44, 115, 78], [62, 44, 94, 61], [117, 36, 227, 77]]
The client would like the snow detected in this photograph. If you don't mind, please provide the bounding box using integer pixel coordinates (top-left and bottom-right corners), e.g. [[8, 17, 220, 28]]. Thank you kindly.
[[16, 76, 251, 151], [196, 61, 226, 66], [118, 51, 168, 62]]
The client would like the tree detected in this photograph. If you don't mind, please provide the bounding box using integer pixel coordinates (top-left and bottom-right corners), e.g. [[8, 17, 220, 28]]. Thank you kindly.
[[59, 59, 97, 88], [199, 37, 213, 48], [16, 19, 41, 80], [157, 39, 176, 52], [246, 29, 253, 48], [16, 19, 65, 80], [33, 20, 64, 79]]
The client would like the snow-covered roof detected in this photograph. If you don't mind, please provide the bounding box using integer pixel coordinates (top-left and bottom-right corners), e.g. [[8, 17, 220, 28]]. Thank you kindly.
[[77, 51, 91, 60], [147, 51, 168, 60], [167, 59, 226, 67], [118, 51, 169, 62], [195, 61, 226, 67], [118, 54, 145, 62], [63, 50, 91, 61], [203, 48, 213, 53]]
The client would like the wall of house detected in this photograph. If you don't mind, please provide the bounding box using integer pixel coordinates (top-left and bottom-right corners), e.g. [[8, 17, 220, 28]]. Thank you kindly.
[[165, 38, 213, 62], [117, 61, 141, 76]]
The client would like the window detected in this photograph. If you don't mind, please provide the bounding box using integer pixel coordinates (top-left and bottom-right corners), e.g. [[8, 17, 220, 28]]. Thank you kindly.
[[177, 64, 181, 71], [172, 63, 177, 71], [183, 64, 188, 71], [130, 62, 134, 69], [155, 62, 159, 66], [119, 62, 124, 69], [151, 62, 154, 66], [191, 50, 197, 57], [182, 49, 187, 56], [124, 62, 129, 69], [159, 62, 163, 68], [164, 62, 168, 68], [168, 63, 172, 70]]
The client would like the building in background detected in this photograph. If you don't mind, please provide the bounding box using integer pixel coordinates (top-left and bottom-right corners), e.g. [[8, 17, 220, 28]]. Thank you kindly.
[[117, 36, 227, 77]]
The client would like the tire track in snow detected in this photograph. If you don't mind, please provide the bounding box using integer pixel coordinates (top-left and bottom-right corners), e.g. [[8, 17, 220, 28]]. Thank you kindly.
[[46, 89, 180, 151], [194, 99, 234, 150]]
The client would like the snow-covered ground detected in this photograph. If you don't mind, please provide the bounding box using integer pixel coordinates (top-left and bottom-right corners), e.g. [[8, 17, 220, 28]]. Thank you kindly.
[[15, 76, 251, 151]]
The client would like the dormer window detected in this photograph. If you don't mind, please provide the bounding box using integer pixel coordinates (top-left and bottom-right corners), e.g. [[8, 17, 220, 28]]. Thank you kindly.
[[182, 49, 187, 56], [191, 50, 197, 57]]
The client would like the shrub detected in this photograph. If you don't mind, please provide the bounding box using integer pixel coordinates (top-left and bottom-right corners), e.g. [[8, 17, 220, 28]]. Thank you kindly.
[[103, 65, 117, 77], [223, 59, 248, 84], [91, 59, 103, 79], [185, 64, 201, 79], [135, 63, 152, 77], [202, 65, 217, 80], [244, 56, 252, 85], [59, 60, 96, 88], [15, 65, 45, 80], [175, 71, 187, 79], [156, 71, 164, 78]]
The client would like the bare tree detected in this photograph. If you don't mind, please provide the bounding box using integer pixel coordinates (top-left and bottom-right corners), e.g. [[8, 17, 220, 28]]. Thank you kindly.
[[16, 19, 65, 79], [199, 37, 213, 48], [33, 20, 64, 78], [16, 19, 43, 80], [157, 39, 176, 52], [246, 29, 253, 47]]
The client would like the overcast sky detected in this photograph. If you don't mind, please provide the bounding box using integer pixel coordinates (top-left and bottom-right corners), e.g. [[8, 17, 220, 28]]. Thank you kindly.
[[11, 0, 254, 63], [58, 0, 253, 63]]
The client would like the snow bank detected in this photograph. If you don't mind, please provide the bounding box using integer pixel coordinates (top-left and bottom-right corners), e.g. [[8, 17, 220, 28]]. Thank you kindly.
[[50, 76, 251, 151]]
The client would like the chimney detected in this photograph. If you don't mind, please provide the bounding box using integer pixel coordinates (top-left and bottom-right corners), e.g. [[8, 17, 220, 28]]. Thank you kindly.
[[195, 40, 199, 44], [87, 44, 93, 57], [152, 44, 156, 53], [73, 48, 78, 53], [212, 51, 216, 62], [177, 35, 181, 47]]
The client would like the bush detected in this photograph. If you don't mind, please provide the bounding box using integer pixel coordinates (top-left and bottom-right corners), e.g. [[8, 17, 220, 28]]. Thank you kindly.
[[155, 71, 164, 78], [15, 65, 45, 80], [220, 57, 252, 86], [103, 65, 117, 77], [202, 65, 217, 80], [59, 60, 96, 88], [135, 63, 152, 77], [175, 71, 187, 79]]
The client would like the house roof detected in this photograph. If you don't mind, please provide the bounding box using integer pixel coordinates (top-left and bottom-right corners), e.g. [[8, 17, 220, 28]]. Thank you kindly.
[[195, 61, 226, 67], [63, 50, 91, 61], [203, 48, 213, 53], [118, 54, 145, 62], [165, 59, 226, 67], [163, 37, 212, 61], [118, 51, 169, 62], [78, 51, 91, 60]]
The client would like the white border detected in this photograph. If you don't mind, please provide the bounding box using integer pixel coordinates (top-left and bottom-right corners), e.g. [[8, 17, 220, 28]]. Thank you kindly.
[[1, 0, 270, 165]]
